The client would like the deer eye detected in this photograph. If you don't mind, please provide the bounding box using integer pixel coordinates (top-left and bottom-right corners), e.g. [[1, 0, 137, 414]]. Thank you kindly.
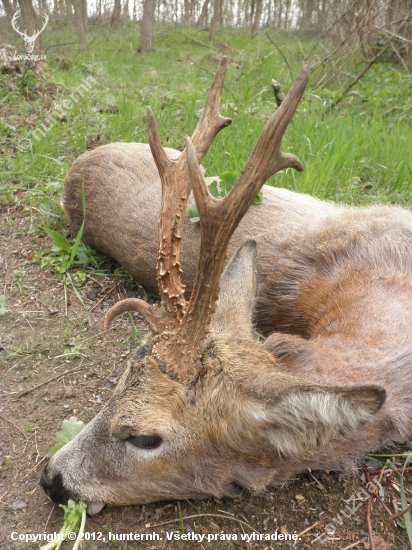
[[127, 435, 162, 449]]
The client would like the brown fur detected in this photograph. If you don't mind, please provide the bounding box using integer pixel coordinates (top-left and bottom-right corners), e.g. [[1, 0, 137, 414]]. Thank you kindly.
[[41, 124, 412, 507]]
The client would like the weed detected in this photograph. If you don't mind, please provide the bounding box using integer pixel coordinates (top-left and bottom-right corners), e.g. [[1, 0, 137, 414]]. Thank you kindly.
[[189, 170, 262, 222], [0, 295, 6, 315], [47, 417, 85, 457], [0, 456, 11, 471]]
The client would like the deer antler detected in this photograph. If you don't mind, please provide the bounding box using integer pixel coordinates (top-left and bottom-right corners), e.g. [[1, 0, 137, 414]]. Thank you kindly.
[[104, 61, 308, 383], [160, 66, 308, 375], [104, 58, 231, 332]]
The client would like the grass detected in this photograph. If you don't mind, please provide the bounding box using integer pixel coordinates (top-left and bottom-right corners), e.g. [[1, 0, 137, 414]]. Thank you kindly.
[[368, 449, 412, 545], [1, 20, 412, 275]]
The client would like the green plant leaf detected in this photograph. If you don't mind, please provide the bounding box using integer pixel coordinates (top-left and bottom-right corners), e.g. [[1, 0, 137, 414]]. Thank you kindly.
[[188, 205, 200, 223], [253, 190, 263, 204], [219, 170, 239, 195], [208, 180, 220, 198], [189, 170, 262, 223], [47, 417, 85, 457], [43, 227, 71, 251]]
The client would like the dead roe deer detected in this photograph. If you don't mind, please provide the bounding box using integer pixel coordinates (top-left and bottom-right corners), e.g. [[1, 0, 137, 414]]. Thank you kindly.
[[41, 59, 412, 512]]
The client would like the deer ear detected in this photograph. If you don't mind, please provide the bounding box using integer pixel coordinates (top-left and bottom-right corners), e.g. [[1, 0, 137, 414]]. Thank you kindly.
[[211, 240, 258, 338], [244, 383, 386, 456]]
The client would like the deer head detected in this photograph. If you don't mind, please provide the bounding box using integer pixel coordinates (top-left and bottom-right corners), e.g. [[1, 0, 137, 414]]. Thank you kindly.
[[11, 12, 48, 54], [40, 59, 385, 512]]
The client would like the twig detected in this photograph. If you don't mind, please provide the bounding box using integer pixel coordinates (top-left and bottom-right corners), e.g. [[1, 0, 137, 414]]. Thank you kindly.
[[266, 32, 293, 82], [330, 43, 390, 110], [297, 521, 320, 537], [22, 456, 47, 479], [76, 326, 115, 346], [362, 464, 395, 521], [22, 315, 35, 332], [341, 539, 367, 550], [43, 504, 55, 532], [307, 470, 326, 491], [366, 496, 376, 550], [271, 79, 285, 107], [64, 284, 68, 316], [392, 104, 412, 125], [13, 364, 86, 397], [44, 42, 77, 54], [149, 513, 258, 533], [384, 104, 402, 116], [377, 27, 412, 45], [34, 429, 40, 462], [392, 503, 412, 520], [389, 41, 410, 75], [0, 414, 28, 440], [177, 30, 210, 49], [54, 352, 87, 359], [89, 282, 120, 312], [369, 467, 412, 475]]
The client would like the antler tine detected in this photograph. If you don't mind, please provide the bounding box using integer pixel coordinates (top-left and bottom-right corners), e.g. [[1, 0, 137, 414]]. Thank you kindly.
[[147, 107, 189, 320], [166, 67, 309, 354], [101, 60, 231, 343], [234, 65, 308, 193], [146, 58, 232, 321], [190, 56, 232, 163], [103, 299, 159, 333]]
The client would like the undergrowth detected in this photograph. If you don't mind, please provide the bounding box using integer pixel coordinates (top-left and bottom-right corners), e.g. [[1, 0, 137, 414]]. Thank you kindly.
[[1, 20, 411, 280]]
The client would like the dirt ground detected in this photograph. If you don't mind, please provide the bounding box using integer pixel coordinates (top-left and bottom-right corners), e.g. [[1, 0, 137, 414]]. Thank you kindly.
[[1, 199, 411, 550]]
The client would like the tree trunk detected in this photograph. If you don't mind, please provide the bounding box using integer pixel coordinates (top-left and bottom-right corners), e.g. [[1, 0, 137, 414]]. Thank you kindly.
[[196, 0, 210, 26], [1, 0, 14, 19], [251, 0, 263, 36], [81, 0, 88, 32], [122, 0, 130, 20], [111, 0, 121, 28], [266, 0, 271, 27], [16, 0, 45, 54], [140, 0, 156, 54], [65, 0, 72, 16], [304, 0, 314, 28], [209, 0, 221, 40], [182, 0, 191, 24], [70, 0, 88, 50], [250, 0, 255, 27]]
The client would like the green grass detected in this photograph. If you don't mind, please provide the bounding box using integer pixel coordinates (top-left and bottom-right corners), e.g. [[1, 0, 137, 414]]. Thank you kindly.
[[1, 20, 412, 250]]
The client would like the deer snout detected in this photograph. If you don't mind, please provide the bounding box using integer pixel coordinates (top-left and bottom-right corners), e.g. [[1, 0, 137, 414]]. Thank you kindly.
[[40, 464, 80, 505]]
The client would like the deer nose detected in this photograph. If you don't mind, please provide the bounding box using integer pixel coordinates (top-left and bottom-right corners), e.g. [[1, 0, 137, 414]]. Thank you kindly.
[[40, 465, 76, 505], [40, 464, 52, 496]]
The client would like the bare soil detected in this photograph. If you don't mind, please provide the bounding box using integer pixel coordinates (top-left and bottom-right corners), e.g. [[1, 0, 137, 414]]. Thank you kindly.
[[1, 201, 411, 550]]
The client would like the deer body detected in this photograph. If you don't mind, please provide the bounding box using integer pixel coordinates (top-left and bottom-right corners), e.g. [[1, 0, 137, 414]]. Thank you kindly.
[[62, 142, 337, 326], [41, 61, 412, 511]]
